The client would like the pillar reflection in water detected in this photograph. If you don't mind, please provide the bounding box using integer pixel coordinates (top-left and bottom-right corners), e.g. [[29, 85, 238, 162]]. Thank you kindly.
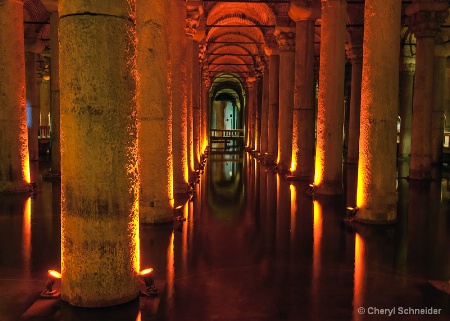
[[23, 197, 32, 278], [312, 200, 323, 308], [353, 233, 365, 321]]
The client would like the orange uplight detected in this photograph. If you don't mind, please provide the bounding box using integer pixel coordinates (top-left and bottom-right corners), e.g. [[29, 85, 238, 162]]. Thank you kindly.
[[139, 268, 153, 276], [313, 147, 324, 187], [290, 158, 297, 173], [48, 270, 62, 279]]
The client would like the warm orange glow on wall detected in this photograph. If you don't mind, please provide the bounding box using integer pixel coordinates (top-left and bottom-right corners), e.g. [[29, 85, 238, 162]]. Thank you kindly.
[[290, 159, 297, 173], [356, 159, 366, 209], [314, 147, 324, 186]]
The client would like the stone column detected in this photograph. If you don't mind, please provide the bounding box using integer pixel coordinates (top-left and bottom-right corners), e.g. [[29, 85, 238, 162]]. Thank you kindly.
[[0, 0, 30, 192], [59, 0, 140, 306], [356, 0, 401, 223], [50, 11, 61, 176], [171, 1, 189, 193], [260, 64, 269, 155], [446, 58, 450, 132], [265, 43, 280, 164], [289, 3, 319, 179], [137, 0, 173, 223], [398, 55, 415, 159], [432, 39, 447, 167], [275, 28, 295, 172], [40, 80, 51, 127], [201, 69, 210, 152], [314, 0, 346, 194], [253, 71, 263, 151], [25, 52, 40, 162], [192, 42, 201, 168], [346, 30, 364, 165], [408, 1, 449, 180], [246, 78, 256, 149]]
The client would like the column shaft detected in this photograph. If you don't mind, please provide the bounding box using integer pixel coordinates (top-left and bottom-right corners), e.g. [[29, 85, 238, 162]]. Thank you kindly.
[[356, 0, 401, 222], [0, 0, 30, 192], [431, 55, 446, 166], [246, 82, 256, 148], [40, 80, 51, 126], [266, 54, 280, 164], [192, 43, 201, 168], [292, 19, 315, 179], [314, 0, 347, 194], [398, 60, 415, 159], [59, 0, 139, 306], [276, 31, 295, 172], [137, 0, 173, 223], [260, 68, 269, 154]]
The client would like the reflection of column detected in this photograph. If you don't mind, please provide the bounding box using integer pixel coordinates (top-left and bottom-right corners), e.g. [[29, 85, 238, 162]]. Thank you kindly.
[[25, 52, 40, 162], [137, 0, 173, 223], [431, 40, 447, 167], [275, 28, 295, 172], [346, 30, 363, 165], [172, 1, 188, 193], [314, 0, 346, 194], [352, 232, 365, 321], [276, 175, 291, 258], [59, 0, 139, 306], [408, 2, 448, 179], [0, 0, 30, 192], [289, 3, 318, 179], [265, 44, 280, 164], [50, 12, 61, 175], [398, 55, 415, 159], [356, 0, 401, 223]]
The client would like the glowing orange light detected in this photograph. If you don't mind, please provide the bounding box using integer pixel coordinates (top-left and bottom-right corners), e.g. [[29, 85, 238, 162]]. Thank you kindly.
[[175, 205, 183, 210], [314, 147, 324, 186], [167, 231, 174, 303], [353, 233, 365, 321], [48, 270, 62, 279], [312, 200, 323, 301], [139, 268, 153, 276], [290, 158, 297, 173], [23, 197, 31, 276]]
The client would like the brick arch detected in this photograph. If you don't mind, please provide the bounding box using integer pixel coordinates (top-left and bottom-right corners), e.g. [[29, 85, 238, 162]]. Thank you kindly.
[[206, 2, 276, 27]]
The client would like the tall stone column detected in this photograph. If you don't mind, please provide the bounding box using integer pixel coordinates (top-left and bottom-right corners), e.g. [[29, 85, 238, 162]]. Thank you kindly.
[[59, 0, 140, 306], [356, 0, 401, 223], [275, 27, 295, 172], [137, 0, 173, 223], [50, 11, 61, 176], [289, 3, 319, 179], [398, 55, 415, 159], [446, 58, 450, 132], [346, 30, 364, 165], [246, 78, 256, 149], [185, 4, 202, 179], [260, 65, 269, 155], [408, 1, 448, 179], [201, 68, 210, 152], [25, 52, 40, 162], [192, 42, 201, 168], [432, 39, 447, 167], [40, 80, 50, 127], [264, 42, 280, 164], [314, 0, 347, 194], [253, 71, 263, 151], [171, 0, 189, 193], [0, 0, 30, 192]]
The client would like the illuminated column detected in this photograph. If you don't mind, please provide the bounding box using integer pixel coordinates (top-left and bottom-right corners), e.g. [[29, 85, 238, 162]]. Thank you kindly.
[[172, 0, 189, 193], [314, 0, 346, 194], [346, 30, 363, 165], [289, 4, 319, 179], [40, 80, 50, 127], [0, 0, 30, 192], [50, 11, 61, 176], [275, 28, 295, 172], [253, 71, 262, 151], [59, 0, 139, 306], [192, 41, 201, 168], [398, 54, 415, 159], [201, 68, 210, 152], [431, 39, 447, 167], [265, 42, 280, 164], [408, 2, 448, 180], [356, 0, 401, 223], [25, 52, 39, 162], [246, 78, 256, 149], [137, 0, 173, 223], [260, 65, 269, 154], [185, 5, 202, 180]]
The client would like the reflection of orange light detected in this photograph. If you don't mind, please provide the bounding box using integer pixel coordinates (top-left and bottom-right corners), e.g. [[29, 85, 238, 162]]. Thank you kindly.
[[48, 270, 62, 279], [167, 231, 174, 303], [290, 184, 297, 237], [23, 197, 31, 275], [353, 233, 365, 321], [136, 311, 141, 321], [312, 200, 322, 301]]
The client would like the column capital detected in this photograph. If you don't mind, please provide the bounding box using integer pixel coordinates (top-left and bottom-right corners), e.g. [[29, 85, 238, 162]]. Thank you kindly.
[[274, 27, 295, 52], [185, 4, 203, 37], [198, 43, 207, 64], [263, 35, 280, 56], [406, 2, 449, 38], [289, 1, 321, 21]]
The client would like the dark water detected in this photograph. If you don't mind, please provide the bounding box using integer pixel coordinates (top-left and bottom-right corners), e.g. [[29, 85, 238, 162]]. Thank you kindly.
[[0, 155, 449, 321]]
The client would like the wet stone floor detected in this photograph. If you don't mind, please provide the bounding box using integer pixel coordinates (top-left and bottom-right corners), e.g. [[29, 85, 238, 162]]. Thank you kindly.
[[0, 153, 449, 321]]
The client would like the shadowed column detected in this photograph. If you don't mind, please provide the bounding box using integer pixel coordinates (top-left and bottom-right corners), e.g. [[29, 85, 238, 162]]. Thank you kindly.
[[59, 0, 140, 306]]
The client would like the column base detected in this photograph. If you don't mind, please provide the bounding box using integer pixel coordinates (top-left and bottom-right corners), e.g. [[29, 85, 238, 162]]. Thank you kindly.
[[263, 154, 277, 165], [140, 201, 174, 224], [0, 181, 31, 194], [313, 181, 343, 195], [355, 207, 397, 224], [285, 172, 314, 181]]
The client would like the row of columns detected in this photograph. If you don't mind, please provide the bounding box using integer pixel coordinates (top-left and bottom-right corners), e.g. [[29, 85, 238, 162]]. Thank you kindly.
[[251, 0, 448, 223]]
